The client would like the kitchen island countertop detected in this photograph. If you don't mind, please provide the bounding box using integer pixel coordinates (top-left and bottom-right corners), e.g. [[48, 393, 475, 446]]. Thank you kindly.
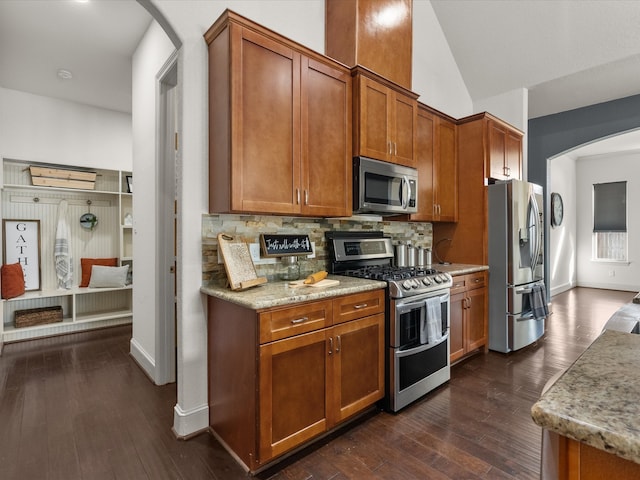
[[531, 329, 640, 465], [201, 275, 386, 310]]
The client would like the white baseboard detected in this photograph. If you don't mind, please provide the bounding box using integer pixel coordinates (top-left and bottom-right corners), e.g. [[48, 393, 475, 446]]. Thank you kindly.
[[130, 337, 156, 382], [550, 282, 574, 297], [577, 281, 639, 292], [172, 402, 209, 439]]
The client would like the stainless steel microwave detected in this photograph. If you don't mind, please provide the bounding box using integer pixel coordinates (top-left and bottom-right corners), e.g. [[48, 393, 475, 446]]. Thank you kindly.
[[353, 156, 418, 215]]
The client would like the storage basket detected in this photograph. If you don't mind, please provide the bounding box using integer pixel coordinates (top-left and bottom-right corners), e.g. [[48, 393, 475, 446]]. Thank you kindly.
[[29, 166, 96, 190], [14, 306, 63, 328]]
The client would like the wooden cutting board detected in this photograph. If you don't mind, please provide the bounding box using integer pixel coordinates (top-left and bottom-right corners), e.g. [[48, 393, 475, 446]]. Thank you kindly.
[[217, 233, 267, 291], [288, 279, 340, 289]]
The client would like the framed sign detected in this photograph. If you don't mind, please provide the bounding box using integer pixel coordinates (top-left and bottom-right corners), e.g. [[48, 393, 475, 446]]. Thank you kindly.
[[260, 234, 313, 257], [3, 219, 41, 291]]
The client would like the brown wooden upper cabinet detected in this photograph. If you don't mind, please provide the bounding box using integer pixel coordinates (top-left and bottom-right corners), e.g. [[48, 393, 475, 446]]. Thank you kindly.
[[486, 115, 523, 181], [352, 68, 418, 167], [205, 11, 352, 217], [325, 0, 413, 90], [410, 105, 458, 222]]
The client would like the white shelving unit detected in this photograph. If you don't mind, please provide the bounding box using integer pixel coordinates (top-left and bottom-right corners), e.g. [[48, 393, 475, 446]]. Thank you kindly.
[[0, 158, 133, 345]]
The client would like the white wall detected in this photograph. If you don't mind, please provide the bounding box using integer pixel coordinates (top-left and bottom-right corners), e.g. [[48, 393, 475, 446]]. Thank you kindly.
[[576, 151, 640, 291], [0, 87, 131, 170], [549, 154, 577, 296], [130, 20, 176, 381], [145, 0, 475, 437], [412, 0, 473, 117]]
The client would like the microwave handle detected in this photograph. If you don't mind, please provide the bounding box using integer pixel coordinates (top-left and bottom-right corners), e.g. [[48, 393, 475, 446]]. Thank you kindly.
[[401, 176, 410, 209]]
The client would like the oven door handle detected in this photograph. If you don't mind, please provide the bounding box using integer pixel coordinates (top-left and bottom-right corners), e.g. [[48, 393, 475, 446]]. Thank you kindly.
[[395, 292, 450, 311], [396, 334, 449, 357]]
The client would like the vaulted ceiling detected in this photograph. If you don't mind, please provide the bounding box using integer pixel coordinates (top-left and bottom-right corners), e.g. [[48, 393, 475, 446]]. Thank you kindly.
[[2, 0, 640, 123]]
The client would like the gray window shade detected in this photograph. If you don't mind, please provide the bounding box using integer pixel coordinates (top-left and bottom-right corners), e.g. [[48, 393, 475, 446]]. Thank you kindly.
[[593, 181, 627, 232]]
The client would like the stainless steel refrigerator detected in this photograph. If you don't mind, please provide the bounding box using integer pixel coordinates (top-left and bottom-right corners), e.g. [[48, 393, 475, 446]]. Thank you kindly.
[[488, 179, 547, 353]]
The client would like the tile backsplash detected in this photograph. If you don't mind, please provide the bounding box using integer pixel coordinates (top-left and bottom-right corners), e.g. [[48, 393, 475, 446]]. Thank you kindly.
[[202, 214, 432, 285]]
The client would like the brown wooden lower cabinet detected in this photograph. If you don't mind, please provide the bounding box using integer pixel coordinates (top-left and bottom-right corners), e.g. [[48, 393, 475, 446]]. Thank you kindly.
[[207, 289, 385, 473], [553, 434, 640, 480], [449, 271, 488, 363]]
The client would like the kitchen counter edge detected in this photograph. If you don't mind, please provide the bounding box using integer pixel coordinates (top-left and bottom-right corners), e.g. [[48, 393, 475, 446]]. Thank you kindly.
[[531, 329, 640, 465], [435, 263, 489, 276], [201, 275, 387, 310]]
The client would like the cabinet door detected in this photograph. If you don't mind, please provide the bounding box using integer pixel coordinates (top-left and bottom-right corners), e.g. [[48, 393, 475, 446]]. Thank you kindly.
[[391, 91, 417, 167], [465, 286, 488, 353], [330, 314, 385, 424], [231, 27, 300, 214], [356, 75, 392, 161], [259, 329, 330, 462], [505, 130, 522, 180], [411, 107, 435, 221], [301, 57, 352, 216], [434, 117, 458, 221], [488, 121, 507, 180], [449, 291, 466, 363]]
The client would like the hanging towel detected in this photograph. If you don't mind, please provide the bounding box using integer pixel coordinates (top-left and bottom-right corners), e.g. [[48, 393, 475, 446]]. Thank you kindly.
[[55, 199, 73, 289], [425, 297, 443, 343], [530, 283, 549, 321], [420, 309, 428, 345]]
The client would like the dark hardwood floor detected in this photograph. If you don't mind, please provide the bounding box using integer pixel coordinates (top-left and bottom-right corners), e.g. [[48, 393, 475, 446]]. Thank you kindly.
[[0, 287, 634, 479]]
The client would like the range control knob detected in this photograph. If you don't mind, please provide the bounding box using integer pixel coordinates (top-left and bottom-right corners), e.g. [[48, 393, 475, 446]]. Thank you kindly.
[[402, 280, 413, 290], [434, 275, 442, 284], [422, 277, 432, 286]]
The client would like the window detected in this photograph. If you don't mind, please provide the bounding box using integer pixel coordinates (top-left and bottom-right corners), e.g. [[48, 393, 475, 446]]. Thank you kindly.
[[593, 181, 627, 261]]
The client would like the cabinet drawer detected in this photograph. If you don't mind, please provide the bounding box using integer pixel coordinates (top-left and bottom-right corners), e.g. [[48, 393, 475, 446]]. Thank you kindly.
[[450, 275, 468, 295], [260, 300, 333, 343], [450, 271, 487, 295], [466, 271, 487, 290], [333, 289, 384, 325]]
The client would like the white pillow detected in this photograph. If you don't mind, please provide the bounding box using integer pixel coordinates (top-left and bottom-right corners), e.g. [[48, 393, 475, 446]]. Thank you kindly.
[[89, 265, 129, 288]]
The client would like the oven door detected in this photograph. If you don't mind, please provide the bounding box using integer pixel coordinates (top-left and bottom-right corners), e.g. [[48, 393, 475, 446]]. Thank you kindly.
[[391, 334, 450, 409], [391, 291, 450, 349]]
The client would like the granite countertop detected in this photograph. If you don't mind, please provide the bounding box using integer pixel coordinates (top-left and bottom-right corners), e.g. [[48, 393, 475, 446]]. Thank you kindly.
[[201, 274, 387, 310], [531, 329, 640, 465], [434, 263, 489, 276]]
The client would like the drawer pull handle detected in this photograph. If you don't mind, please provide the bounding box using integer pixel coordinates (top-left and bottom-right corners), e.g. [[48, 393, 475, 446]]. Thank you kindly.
[[474, 278, 481, 283], [328, 337, 333, 355], [336, 335, 341, 353], [291, 316, 309, 324], [353, 303, 368, 309]]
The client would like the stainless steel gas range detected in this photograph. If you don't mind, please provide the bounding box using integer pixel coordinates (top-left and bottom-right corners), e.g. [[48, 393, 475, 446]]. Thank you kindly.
[[326, 231, 452, 412]]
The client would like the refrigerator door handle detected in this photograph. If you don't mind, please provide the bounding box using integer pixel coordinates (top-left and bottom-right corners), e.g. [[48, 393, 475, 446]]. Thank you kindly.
[[529, 192, 541, 273]]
